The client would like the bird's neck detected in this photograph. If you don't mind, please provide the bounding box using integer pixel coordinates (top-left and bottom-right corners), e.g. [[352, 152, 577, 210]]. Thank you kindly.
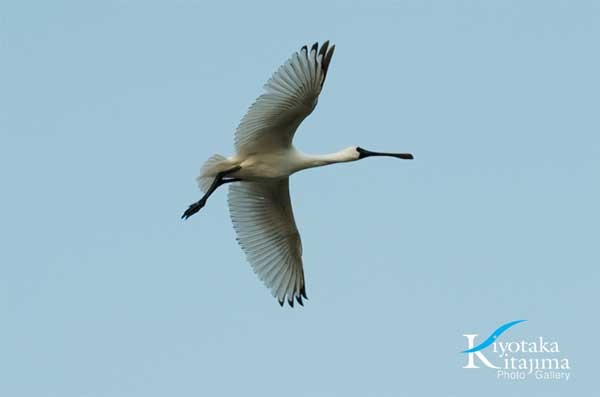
[[297, 149, 356, 170]]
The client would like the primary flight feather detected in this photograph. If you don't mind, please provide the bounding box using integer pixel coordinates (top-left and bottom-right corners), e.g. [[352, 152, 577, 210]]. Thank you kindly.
[[183, 41, 413, 307]]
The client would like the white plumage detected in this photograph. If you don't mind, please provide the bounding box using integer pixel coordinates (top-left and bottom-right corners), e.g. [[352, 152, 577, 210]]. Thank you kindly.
[[183, 41, 413, 307], [228, 179, 304, 304]]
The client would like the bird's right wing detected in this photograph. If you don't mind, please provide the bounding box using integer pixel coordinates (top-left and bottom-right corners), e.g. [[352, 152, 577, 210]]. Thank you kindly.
[[234, 41, 335, 155], [228, 179, 306, 306]]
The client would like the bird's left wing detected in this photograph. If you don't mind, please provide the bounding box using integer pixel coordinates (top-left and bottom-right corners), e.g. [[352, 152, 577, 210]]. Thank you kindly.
[[234, 41, 335, 155], [228, 179, 306, 306]]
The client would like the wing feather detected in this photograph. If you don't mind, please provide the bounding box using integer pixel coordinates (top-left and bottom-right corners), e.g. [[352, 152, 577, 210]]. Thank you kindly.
[[234, 41, 335, 155], [228, 179, 305, 306]]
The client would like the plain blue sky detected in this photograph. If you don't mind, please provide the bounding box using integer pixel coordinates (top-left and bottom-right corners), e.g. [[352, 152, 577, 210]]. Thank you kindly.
[[1, 1, 599, 396]]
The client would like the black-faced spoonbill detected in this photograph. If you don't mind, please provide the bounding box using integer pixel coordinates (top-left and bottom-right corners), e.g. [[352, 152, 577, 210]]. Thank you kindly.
[[182, 41, 413, 307]]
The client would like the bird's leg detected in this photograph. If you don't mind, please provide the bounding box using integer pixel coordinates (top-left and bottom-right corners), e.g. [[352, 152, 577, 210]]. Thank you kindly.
[[181, 166, 241, 219]]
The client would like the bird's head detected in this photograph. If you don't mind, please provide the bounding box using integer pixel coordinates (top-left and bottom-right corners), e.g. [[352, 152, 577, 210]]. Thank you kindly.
[[354, 146, 414, 161]]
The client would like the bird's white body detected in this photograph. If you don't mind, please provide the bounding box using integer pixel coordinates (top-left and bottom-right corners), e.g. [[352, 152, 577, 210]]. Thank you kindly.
[[220, 146, 359, 181], [183, 41, 412, 307]]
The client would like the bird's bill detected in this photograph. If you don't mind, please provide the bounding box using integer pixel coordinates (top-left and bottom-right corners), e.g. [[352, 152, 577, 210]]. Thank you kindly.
[[357, 147, 414, 160]]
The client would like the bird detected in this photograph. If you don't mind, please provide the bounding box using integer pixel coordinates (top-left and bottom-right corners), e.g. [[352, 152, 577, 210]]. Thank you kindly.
[[182, 41, 413, 307]]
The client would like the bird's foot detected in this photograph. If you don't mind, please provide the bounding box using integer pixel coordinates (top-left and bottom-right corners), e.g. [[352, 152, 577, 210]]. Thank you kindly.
[[181, 199, 206, 219]]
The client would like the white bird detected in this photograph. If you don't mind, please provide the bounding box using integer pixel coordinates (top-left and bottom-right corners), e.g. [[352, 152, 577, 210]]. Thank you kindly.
[[183, 41, 413, 307]]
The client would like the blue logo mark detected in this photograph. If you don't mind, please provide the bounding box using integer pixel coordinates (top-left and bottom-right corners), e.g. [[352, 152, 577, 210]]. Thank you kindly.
[[462, 320, 526, 353]]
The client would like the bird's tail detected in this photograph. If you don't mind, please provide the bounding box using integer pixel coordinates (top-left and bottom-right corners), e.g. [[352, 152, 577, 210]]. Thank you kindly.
[[196, 154, 231, 193]]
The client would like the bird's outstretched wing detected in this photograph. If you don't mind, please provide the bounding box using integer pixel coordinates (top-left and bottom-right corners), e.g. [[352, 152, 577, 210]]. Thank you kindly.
[[228, 179, 306, 306], [234, 41, 335, 155]]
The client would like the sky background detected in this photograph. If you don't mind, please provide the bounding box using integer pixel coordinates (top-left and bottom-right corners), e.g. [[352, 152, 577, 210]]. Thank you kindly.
[[1, 1, 599, 396]]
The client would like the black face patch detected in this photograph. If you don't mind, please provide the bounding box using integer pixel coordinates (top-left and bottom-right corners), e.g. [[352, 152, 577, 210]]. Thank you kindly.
[[356, 147, 368, 159]]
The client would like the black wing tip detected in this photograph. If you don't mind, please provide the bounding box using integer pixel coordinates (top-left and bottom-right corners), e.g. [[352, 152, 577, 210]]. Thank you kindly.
[[300, 40, 334, 72], [325, 44, 335, 63], [320, 42, 335, 87], [328, 44, 336, 56], [277, 298, 296, 308], [319, 40, 330, 57], [277, 291, 307, 308]]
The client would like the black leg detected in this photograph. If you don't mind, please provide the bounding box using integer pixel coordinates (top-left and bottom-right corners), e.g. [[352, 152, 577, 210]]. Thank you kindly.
[[181, 167, 241, 220]]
